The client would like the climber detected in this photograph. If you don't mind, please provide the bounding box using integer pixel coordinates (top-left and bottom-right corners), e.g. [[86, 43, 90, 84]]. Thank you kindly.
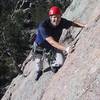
[[33, 6, 86, 81]]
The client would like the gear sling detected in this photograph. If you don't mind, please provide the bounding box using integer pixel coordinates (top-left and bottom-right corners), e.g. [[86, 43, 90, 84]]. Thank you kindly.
[[32, 42, 65, 73]]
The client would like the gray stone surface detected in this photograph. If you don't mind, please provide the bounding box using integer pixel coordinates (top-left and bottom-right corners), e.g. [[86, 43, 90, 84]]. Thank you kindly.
[[2, 0, 100, 100]]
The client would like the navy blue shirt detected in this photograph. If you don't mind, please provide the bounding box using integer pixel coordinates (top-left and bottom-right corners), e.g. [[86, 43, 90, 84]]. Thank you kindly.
[[35, 18, 73, 50]]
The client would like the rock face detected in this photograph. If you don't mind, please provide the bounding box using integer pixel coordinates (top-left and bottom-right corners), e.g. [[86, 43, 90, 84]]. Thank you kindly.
[[2, 0, 100, 100]]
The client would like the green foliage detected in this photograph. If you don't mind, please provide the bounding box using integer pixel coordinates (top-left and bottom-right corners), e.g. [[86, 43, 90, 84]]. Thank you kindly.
[[0, 0, 30, 83], [0, 60, 9, 76]]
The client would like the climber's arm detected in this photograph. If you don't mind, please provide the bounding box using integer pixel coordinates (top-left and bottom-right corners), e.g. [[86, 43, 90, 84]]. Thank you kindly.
[[72, 20, 86, 28], [45, 36, 73, 53]]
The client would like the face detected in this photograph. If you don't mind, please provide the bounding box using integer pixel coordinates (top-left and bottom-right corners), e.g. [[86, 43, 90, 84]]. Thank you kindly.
[[49, 14, 61, 26]]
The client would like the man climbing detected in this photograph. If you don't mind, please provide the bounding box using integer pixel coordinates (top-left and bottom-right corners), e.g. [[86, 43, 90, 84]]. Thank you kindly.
[[33, 6, 85, 81]]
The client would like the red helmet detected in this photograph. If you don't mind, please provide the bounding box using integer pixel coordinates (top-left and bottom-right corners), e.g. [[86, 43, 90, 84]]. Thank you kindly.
[[48, 6, 61, 16]]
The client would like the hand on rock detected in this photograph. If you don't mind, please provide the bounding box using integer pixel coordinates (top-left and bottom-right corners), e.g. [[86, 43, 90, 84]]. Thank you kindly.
[[65, 45, 74, 54]]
